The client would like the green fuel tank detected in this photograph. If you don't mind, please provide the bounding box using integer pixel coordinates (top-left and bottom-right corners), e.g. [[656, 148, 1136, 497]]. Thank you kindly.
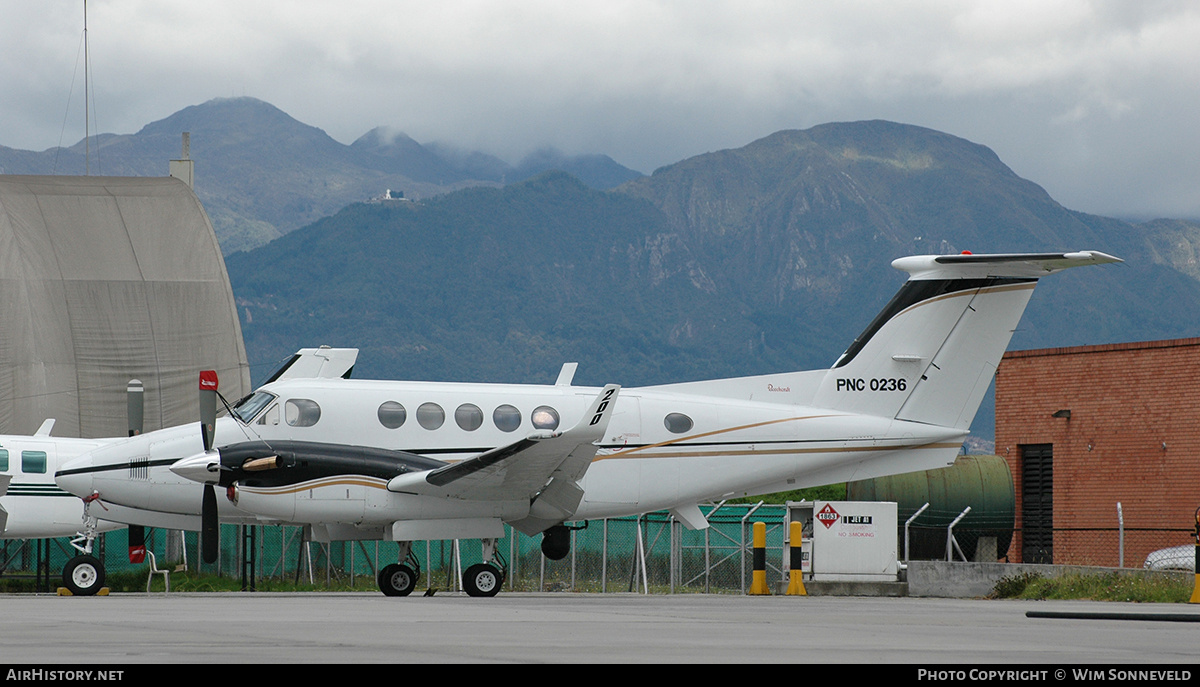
[[847, 454, 1015, 561]]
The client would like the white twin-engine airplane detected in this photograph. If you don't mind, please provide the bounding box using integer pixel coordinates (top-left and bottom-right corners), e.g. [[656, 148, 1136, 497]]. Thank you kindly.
[[55, 251, 1120, 597], [0, 419, 126, 594]]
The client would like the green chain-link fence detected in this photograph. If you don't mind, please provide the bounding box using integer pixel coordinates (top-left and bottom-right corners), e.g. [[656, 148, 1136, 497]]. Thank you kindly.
[[0, 503, 789, 593]]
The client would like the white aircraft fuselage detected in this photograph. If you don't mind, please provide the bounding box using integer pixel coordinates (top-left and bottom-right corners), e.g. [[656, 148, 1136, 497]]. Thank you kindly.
[[57, 377, 963, 537], [0, 432, 122, 539]]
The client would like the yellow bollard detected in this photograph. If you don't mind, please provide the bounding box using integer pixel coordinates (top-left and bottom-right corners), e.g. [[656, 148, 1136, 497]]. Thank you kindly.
[[786, 521, 807, 596], [749, 521, 771, 595], [1190, 509, 1200, 605]]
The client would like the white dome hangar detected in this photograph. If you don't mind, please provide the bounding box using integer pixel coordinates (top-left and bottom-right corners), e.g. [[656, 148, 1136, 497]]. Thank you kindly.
[[0, 174, 249, 438]]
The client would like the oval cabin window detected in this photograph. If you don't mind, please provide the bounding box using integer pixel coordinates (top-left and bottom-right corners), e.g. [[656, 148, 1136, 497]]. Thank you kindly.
[[531, 406, 560, 430], [493, 404, 522, 432], [378, 401, 407, 429], [455, 403, 484, 431], [285, 399, 322, 427], [664, 412, 693, 434], [417, 402, 445, 430]]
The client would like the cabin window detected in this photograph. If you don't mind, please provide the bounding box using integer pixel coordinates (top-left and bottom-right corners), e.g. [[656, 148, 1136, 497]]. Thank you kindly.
[[0, 449, 7, 471], [493, 404, 521, 432], [233, 391, 277, 423], [284, 399, 322, 427], [258, 404, 280, 426], [664, 413, 693, 434], [417, 403, 445, 430], [531, 405, 560, 430], [378, 401, 407, 429], [22, 450, 47, 474], [455, 404, 483, 431]]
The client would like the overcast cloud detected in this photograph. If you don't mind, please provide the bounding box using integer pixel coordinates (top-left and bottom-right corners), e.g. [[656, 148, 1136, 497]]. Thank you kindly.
[[3, 0, 1199, 219]]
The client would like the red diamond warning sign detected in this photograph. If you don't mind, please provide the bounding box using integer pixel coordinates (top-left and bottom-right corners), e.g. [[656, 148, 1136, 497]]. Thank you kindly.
[[817, 503, 840, 529]]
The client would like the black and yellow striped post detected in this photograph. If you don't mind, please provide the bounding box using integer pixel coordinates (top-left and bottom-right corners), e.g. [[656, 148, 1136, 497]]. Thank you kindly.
[[1189, 508, 1200, 605], [749, 521, 771, 595], [786, 521, 807, 596]]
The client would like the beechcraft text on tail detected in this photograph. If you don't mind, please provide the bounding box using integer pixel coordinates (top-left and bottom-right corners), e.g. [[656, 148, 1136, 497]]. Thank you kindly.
[[54, 251, 1121, 596]]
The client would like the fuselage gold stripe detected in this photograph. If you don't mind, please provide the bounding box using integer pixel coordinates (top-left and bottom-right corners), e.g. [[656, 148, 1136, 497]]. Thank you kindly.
[[240, 476, 389, 496], [601, 413, 840, 460], [602, 441, 962, 461]]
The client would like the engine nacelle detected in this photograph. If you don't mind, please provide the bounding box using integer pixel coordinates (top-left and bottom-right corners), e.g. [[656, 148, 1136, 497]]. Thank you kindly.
[[228, 478, 375, 524]]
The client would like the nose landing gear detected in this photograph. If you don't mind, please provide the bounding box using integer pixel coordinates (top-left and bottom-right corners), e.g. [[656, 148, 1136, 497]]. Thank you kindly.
[[63, 496, 106, 596]]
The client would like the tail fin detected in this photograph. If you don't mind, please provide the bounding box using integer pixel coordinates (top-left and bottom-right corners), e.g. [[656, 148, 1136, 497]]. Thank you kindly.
[[812, 251, 1120, 428]]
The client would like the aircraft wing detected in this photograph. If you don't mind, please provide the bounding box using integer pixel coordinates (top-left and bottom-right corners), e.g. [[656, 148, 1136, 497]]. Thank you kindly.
[[387, 384, 619, 503]]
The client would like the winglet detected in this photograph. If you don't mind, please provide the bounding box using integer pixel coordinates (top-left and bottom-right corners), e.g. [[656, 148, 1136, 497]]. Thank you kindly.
[[576, 383, 619, 437]]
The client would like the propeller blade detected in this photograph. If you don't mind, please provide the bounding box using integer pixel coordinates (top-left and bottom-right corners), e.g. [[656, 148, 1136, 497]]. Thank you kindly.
[[199, 370, 218, 452], [127, 379, 143, 437], [201, 483, 219, 564], [127, 379, 147, 563], [128, 523, 146, 564]]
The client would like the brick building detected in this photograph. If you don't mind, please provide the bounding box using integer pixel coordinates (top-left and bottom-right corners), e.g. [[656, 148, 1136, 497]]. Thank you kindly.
[[995, 337, 1200, 566]]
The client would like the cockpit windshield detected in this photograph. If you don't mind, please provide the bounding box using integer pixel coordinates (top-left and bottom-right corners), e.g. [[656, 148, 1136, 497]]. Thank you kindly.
[[231, 390, 277, 424]]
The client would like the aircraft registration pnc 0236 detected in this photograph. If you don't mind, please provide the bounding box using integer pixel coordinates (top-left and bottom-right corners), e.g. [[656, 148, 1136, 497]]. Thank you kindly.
[[55, 251, 1120, 597]]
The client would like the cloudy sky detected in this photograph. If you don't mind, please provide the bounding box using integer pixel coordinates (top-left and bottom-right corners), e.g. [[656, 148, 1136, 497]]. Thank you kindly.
[[3, 1, 1199, 219]]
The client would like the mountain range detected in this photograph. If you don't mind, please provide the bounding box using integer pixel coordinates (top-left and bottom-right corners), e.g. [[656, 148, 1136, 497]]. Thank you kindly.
[[225, 120, 1200, 441], [5, 98, 1200, 442], [0, 97, 643, 253]]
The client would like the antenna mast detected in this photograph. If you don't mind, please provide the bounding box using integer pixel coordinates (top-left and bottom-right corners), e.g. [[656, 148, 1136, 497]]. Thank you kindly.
[[84, 0, 90, 174]]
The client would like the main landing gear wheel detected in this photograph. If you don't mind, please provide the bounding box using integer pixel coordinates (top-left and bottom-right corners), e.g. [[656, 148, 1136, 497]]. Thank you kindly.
[[378, 563, 419, 597], [63, 555, 105, 596], [463, 563, 502, 597]]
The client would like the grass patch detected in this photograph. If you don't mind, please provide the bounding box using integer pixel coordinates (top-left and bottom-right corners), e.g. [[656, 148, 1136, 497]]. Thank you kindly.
[[989, 571, 1193, 603], [0, 576, 45, 593], [120, 569, 388, 593]]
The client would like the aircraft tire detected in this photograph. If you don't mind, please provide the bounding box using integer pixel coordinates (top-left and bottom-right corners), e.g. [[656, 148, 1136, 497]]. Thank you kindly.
[[463, 563, 502, 597], [378, 563, 418, 597], [63, 555, 105, 596]]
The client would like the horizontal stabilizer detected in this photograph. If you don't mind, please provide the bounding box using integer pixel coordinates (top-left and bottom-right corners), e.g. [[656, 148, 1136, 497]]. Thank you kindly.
[[892, 251, 1121, 280]]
